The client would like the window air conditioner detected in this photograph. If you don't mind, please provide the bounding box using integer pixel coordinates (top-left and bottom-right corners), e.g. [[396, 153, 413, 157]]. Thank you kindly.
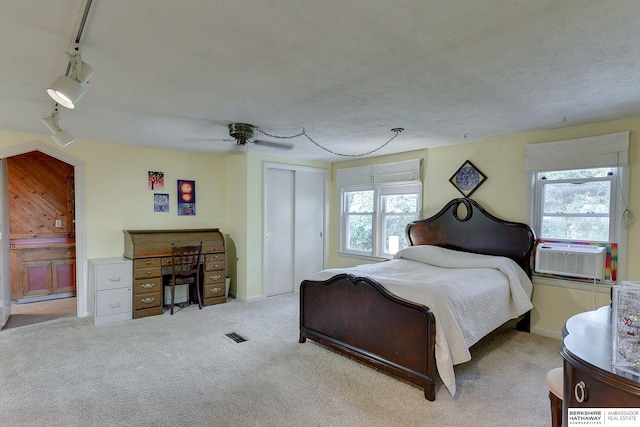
[[535, 244, 606, 280]]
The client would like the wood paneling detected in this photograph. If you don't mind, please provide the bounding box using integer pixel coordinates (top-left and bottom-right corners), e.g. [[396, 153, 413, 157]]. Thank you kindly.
[[7, 151, 74, 239]]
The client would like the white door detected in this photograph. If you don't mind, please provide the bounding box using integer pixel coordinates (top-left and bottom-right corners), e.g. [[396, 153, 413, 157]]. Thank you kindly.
[[293, 169, 325, 293], [264, 164, 326, 297], [0, 159, 11, 327], [264, 168, 295, 296]]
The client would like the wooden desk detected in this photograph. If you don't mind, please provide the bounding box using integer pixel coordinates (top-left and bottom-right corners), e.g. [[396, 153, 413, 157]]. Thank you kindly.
[[561, 306, 640, 425], [123, 229, 226, 318]]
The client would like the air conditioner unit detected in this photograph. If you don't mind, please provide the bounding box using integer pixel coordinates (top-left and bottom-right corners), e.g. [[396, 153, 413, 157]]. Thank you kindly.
[[535, 244, 606, 280]]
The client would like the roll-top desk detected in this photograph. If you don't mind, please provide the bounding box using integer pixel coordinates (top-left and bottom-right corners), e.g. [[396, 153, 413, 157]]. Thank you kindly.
[[123, 228, 226, 319], [561, 306, 640, 425]]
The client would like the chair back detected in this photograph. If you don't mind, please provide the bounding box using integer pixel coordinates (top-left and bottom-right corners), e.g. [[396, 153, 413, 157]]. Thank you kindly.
[[170, 243, 203, 281]]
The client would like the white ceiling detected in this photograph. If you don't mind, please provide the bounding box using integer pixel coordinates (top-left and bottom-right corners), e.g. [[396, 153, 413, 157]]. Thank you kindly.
[[2, 1, 640, 162]]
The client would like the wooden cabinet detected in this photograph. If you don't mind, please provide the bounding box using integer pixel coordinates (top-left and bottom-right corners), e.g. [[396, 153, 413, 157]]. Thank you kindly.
[[10, 243, 76, 301], [561, 306, 640, 425], [89, 258, 132, 325], [123, 229, 225, 319]]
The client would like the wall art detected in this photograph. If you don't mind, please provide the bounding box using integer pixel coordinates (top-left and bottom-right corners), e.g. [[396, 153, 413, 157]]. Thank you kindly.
[[148, 171, 164, 190], [177, 179, 196, 215], [449, 160, 486, 197], [154, 193, 169, 212]]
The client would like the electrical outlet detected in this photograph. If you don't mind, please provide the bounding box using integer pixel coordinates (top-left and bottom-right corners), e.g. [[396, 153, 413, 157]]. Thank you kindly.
[[55, 219, 62, 227]]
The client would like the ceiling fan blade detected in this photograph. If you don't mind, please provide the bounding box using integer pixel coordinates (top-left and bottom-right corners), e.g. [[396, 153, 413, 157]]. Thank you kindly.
[[251, 139, 294, 150]]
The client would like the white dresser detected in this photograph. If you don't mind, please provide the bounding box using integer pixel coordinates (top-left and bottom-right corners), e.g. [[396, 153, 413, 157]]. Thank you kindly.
[[89, 258, 132, 325]]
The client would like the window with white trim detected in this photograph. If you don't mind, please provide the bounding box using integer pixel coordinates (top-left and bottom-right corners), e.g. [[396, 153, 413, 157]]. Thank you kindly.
[[535, 167, 615, 243], [338, 159, 422, 259], [525, 132, 631, 283]]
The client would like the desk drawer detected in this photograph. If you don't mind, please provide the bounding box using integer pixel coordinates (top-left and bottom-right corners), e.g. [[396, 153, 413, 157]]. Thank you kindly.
[[133, 277, 162, 295], [203, 282, 225, 298], [204, 270, 225, 284], [134, 290, 162, 310], [134, 266, 162, 280], [134, 258, 162, 269], [96, 288, 132, 317]]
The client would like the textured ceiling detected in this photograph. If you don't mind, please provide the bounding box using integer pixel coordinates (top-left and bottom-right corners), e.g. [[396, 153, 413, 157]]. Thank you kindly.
[[2, 1, 640, 161]]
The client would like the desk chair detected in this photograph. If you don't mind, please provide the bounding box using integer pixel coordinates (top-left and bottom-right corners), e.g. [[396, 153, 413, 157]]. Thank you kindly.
[[167, 242, 203, 315]]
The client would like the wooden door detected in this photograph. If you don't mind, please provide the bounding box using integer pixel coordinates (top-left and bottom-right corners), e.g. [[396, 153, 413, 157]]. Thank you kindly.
[[0, 159, 10, 327]]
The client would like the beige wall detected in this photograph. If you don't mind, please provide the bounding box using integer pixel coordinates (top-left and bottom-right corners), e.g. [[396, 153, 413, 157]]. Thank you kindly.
[[331, 115, 640, 337], [3, 113, 639, 335]]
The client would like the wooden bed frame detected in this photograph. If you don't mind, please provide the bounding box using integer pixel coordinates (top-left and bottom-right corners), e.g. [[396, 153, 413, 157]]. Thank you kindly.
[[299, 198, 536, 401]]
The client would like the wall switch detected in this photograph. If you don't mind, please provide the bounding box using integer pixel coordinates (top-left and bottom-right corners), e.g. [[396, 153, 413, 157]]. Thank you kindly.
[[55, 219, 62, 227]]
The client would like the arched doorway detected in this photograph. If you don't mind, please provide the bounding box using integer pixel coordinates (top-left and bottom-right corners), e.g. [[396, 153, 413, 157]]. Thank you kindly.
[[0, 141, 87, 328]]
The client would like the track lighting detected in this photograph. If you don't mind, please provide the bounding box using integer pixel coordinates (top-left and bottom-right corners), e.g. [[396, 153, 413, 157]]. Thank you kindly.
[[42, 107, 75, 147], [46, 48, 94, 109]]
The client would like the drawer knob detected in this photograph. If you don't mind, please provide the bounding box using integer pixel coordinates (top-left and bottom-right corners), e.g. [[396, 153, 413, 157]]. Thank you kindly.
[[146, 260, 152, 265], [211, 287, 220, 293], [140, 297, 155, 304], [211, 274, 222, 280], [108, 276, 122, 282], [108, 302, 121, 308], [574, 381, 587, 403], [141, 283, 155, 289]]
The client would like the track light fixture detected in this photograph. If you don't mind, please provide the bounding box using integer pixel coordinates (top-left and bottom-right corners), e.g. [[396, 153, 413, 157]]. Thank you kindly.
[[46, 45, 94, 109], [42, 106, 75, 147]]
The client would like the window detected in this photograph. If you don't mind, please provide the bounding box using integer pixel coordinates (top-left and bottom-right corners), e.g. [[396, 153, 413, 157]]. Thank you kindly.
[[535, 168, 615, 242], [337, 159, 422, 259], [342, 184, 420, 258], [525, 132, 630, 284]]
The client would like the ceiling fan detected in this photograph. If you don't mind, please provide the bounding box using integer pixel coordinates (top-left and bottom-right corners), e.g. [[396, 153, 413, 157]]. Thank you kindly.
[[226, 123, 294, 150]]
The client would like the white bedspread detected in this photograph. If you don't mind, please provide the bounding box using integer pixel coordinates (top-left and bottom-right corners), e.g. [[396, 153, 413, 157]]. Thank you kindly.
[[310, 245, 533, 396]]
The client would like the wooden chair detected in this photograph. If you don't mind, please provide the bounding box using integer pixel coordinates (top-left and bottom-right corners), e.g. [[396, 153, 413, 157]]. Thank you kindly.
[[546, 367, 563, 427], [167, 242, 203, 315]]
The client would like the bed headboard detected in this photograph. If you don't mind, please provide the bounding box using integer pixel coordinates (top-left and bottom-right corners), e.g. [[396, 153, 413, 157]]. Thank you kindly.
[[405, 198, 536, 277]]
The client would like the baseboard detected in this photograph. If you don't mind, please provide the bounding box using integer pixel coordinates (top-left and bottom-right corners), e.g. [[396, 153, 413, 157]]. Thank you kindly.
[[531, 326, 563, 340]]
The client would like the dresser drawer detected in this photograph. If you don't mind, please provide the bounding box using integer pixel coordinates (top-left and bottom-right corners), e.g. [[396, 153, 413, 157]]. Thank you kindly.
[[133, 277, 162, 295], [95, 263, 132, 291], [96, 288, 132, 317]]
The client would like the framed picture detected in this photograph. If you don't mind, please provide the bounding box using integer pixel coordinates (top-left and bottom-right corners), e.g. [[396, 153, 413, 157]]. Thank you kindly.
[[177, 179, 196, 216], [153, 193, 169, 212], [148, 171, 164, 190], [449, 160, 487, 197]]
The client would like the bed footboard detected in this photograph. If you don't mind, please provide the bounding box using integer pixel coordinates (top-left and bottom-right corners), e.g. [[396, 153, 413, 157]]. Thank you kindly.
[[299, 273, 437, 401]]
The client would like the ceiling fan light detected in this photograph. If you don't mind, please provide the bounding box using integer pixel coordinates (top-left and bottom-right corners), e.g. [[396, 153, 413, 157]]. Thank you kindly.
[[46, 75, 85, 109], [52, 128, 75, 147]]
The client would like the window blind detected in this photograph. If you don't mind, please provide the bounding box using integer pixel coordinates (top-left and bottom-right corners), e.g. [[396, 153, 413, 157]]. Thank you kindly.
[[523, 131, 629, 172], [336, 159, 422, 187]]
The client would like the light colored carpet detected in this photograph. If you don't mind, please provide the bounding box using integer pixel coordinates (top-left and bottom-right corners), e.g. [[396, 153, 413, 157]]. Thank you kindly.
[[0, 294, 562, 426]]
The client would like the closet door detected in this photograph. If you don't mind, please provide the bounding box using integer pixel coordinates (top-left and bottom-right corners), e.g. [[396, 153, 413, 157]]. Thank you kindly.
[[293, 169, 325, 293], [264, 165, 326, 297], [264, 168, 295, 296]]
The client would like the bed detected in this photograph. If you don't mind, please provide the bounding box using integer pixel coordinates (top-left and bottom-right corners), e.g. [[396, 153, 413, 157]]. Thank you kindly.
[[298, 198, 535, 401]]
